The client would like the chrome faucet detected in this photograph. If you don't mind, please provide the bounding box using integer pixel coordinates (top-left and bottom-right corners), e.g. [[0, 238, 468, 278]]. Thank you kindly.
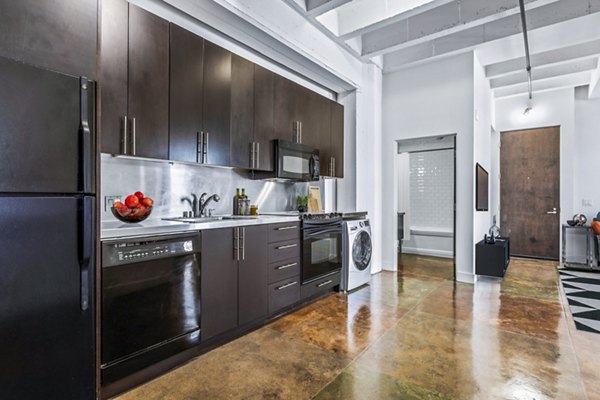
[[181, 193, 200, 217], [198, 193, 221, 217]]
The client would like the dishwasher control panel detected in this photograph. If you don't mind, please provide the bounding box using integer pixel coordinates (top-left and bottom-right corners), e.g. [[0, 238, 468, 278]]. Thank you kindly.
[[102, 234, 200, 267]]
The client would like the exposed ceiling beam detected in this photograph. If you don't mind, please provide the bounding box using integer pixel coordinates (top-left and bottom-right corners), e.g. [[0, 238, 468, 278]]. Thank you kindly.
[[590, 63, 600, 98], [490, 58, 598, 88], [485, 39, 600, 78], [361, 0, 557, 58], [494, 71, 591, 98], [383, 0, 600, 72], [306, 0, 352, 17], [335, 0, 455, 40]]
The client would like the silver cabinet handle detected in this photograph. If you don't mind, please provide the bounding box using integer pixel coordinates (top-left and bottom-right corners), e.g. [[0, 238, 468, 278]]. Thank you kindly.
[[317, 280, 333, 288], [276, 226, 297, 231], [546, 208, 558, 215], [276, 262, 297, 270], [241, 227, 245, 260], [233, 227, 240, 261], [276, 244, 297, 250], [204, 131, 209, 163], [293, 121, 302, 144], [331, 157, 336, 177], [121, 116, 128, 155], [256, 142, 260, 169], [196, 131, 204, 163], [130, 117, 136, 156], [250, 142, 255, 169], [277, 281, 298, 290]]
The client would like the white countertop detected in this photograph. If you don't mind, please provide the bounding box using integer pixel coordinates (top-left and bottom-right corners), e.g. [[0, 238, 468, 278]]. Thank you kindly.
[[101, 215, 300, 240]]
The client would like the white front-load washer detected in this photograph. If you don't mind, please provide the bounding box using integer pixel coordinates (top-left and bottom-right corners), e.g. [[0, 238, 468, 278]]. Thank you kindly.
[[341, 219, 372, 292]]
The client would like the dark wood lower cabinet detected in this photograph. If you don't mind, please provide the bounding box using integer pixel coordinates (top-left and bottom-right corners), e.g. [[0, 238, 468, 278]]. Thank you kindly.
[[201, 228, 238, 341], [238, 225, 268, 325]]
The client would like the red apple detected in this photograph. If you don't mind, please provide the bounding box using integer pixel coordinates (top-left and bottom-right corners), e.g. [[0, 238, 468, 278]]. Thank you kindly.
[[134, 191, 144, 200], [125, 195, 139, 208], [141, 197, 154, 207]]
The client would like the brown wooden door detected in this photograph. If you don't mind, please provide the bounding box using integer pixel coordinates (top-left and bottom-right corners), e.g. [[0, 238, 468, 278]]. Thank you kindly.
[[500, 126, 560, 259], [201, 228, 238, 341], [169, 24, 204, 163], [128, 4, 170, 159], [238, 225, 268, 325]]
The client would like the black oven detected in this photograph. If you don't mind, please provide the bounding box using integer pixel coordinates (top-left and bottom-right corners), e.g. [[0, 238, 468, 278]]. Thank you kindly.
[[101, 233, 201, 385], [302, 218, 342, 283], [275, 140, 320, 181]]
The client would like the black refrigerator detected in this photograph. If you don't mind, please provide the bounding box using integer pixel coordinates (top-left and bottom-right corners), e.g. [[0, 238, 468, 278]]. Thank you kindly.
[[0, 56, 96, 399]]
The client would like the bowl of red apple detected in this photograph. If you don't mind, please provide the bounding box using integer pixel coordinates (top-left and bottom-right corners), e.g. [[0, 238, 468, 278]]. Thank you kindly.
[[111, 191, 154, 223]]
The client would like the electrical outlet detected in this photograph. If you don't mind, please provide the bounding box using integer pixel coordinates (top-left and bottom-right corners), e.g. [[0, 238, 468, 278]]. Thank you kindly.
[[104, 195, 122, 211], [582, 199, 593, 208]]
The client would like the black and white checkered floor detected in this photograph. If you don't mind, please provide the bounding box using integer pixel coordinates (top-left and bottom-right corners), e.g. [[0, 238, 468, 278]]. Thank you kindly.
[[560, 269, 600, 334]]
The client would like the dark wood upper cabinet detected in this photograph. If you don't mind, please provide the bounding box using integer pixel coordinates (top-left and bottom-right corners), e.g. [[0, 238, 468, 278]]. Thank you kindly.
[[128, 5, 169, 159], [230, 54, 255, 169], [0, 0, 97, 79], [99, 0, 128, 155], [330, 101, 344, 178], [202, 41, 232, 166], [201, 228, 238, 341], [169, 24, 204, 163], [238, 225, 268, 325], [254, 65, 276, 171], [99, 1, 169, 159], [273, 75, 297, 143]]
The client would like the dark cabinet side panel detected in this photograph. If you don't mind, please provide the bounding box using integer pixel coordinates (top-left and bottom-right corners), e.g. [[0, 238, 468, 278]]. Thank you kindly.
[[99, 0, 128, 155], [202, 41, 232, 166], [238, 225, 268, 325], [128, 4, 170, 159], [330, 101, 344, 178], [201, 228, 238, 341], [169, 24, 204, 163], [254, 65, 276, 171], [0, 0, 97, 79], [230, 54, 255, 169]]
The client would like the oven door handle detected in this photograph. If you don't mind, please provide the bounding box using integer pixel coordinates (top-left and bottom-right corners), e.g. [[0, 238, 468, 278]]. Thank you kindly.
[[304, 228, 341, 238]]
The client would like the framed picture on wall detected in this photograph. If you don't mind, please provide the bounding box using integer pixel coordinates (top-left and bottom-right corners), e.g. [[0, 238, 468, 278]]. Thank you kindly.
[[476, 163, 489, 211]]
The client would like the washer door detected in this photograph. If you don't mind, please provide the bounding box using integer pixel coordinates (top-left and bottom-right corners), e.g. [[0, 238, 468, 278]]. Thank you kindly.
[[352, 230, 372, 271]]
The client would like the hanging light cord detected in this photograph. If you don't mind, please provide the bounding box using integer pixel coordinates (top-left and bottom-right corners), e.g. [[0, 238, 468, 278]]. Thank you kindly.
[[519, 0, 533, 100]]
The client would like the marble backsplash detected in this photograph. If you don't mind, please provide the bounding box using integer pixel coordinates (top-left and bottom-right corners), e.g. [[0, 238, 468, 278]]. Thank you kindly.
[[100, 154, 312, 222]]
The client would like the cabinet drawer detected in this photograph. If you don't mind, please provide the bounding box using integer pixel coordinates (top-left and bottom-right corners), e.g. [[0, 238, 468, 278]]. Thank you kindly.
[[268, 239, 300, 263], [268, 258, 300, 284], [268, 222, 300, 243], [300, 271, 340, 300], [268, 277, 300, 314]]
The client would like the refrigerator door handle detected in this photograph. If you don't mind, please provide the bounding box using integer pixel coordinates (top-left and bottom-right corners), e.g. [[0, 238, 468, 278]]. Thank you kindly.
[[79, 77, 94, 194], [78, 197, 93, 311]]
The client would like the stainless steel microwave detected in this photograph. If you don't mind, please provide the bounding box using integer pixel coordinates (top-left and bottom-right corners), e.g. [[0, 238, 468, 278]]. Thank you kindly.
[[274, 140, 320, 182]]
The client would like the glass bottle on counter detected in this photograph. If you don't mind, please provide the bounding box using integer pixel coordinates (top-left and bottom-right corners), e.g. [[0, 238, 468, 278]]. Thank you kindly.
[[233, 188, 240, 215], [241, 188, 247, 200]]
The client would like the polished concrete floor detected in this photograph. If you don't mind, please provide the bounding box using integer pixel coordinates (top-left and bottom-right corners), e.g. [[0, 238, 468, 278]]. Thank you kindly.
[[117, 254, 599, 400]]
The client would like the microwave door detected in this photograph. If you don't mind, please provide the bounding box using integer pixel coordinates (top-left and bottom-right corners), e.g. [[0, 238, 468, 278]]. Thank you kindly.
[[280, 152, 310, 180]]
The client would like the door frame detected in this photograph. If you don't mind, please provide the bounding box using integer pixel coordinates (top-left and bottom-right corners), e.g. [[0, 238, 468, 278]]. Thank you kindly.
[[392, 134, 457, 280], [499, 125, 561, 260]]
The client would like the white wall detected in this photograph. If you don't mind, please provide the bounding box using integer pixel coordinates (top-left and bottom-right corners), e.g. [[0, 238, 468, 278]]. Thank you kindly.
[[495, 88, 576, 229], [473, 54, 495, 257], [574, 86, 600, 219], [382, 52, 475, 283]]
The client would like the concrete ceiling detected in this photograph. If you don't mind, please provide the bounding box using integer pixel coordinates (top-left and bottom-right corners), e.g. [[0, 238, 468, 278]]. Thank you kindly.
[[282, 0, 600, 98]]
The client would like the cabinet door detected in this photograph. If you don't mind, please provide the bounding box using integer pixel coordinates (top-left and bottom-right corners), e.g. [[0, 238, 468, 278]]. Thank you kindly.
[[169, 24, 204, 163], [99, 0, 128, 154], [330, 101, 344, 178], [201, 228, 238, 341], [0, 0, 97, 79], [273, 75, 297, 142], [254, 65, 276, 171], [230, 54, 254, 169], [238, 225, 268, 325], [128, 4, 169, 159], [203, 41, 231, 166]]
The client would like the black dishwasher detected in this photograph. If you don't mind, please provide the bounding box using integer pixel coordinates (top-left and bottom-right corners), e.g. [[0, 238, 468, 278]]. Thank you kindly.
[[101, 233, 201, 385]]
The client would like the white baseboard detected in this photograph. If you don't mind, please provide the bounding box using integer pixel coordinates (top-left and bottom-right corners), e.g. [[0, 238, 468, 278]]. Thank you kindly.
[[402, 247, 453, 259]]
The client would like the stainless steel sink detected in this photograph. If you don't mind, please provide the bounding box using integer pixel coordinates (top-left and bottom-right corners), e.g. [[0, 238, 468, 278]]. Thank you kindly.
[[162, 216, 224, 223], [220, 215, 259, 220]]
